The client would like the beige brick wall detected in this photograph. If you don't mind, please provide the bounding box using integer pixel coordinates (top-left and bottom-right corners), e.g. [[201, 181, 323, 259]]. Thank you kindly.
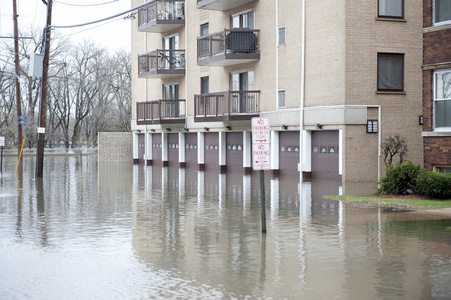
[[98, 132, 133, 162], [130, 0, 424, 182]]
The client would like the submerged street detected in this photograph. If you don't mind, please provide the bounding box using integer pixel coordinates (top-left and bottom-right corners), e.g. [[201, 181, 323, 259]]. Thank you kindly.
[[1, 155, 450, 299]]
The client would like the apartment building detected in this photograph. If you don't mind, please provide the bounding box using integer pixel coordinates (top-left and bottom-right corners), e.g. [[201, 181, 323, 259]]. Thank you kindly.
[[423, 0, 451, 173], [130, 0, 424, 184]]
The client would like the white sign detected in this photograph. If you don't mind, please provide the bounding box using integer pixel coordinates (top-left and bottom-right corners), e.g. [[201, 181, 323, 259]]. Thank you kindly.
[[37, 127, 46, 134], [252, 117, 270, 170], [252, 117, 270, 144], [253, 143, 271, 170], [0, 136, 5, 147]]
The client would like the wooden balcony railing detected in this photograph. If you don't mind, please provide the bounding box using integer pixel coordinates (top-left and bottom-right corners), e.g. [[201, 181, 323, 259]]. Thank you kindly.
[[138, 49, 185, 74], [194, 90, 260, 121], [138, 0, 185, 27], [197, 29, 259, 60], [137, 99, 186, 125]]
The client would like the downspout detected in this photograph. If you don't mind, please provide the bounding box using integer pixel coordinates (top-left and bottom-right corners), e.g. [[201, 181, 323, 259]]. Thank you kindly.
[[299, 0, 306, 181]]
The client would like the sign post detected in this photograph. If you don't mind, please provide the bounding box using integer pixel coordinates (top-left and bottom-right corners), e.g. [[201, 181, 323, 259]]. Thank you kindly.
[[0, 136, 5, 174], [252, 118, 270, 234]]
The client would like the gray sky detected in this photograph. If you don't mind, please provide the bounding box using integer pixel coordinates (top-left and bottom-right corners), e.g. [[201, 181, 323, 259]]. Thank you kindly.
[[0, 0, 132, 52]]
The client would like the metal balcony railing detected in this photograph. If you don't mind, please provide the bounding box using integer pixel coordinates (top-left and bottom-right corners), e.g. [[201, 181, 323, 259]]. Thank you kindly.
[[138, 49, 185, 74], [138, 0, 185, 27], [197, 29, 259, 60], [194, 90, 260, 121], [137, 99, 186, 124]]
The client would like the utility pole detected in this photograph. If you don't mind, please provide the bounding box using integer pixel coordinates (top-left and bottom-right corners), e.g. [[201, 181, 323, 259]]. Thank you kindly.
[[12, 0, 22, 159], [36, 0, 52, 178]]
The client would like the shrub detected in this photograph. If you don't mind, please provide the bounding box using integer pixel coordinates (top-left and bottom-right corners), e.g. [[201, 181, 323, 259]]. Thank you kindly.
[[376, 161, 421, 195], [416, 170, 451, 199]]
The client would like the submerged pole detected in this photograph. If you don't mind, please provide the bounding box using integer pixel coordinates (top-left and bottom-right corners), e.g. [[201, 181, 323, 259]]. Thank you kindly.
[[260, 170, 266, 234]]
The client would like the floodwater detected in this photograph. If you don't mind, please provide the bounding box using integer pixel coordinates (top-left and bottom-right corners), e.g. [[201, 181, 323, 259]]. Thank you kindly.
[[0, 156, 450, 300]]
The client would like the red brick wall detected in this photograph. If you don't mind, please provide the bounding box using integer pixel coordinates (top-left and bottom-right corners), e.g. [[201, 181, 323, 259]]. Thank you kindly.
[[423, 28, 451, 65], [424, 137, 451, 170], [423, 70, 433, 131], [424, 0, 433, 28]]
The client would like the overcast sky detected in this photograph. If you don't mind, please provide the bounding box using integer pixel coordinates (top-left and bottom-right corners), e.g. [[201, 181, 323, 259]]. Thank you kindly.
[[0, 0, 132, 52]]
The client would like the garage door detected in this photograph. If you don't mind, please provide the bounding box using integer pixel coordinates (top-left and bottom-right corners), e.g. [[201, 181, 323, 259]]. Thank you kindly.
[[152, 133, 162, 166], [226, 132, 243, 172], [279, 131, 300, 176], [168, 133, 179, 167], [185, 133, 198, 168], [311, 130, 340, 179], [205, 132, 219, 171]]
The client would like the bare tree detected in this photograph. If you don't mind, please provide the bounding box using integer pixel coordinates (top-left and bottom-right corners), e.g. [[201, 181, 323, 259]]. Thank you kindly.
[[1, 28, 131, 149], [381, 134, 408, 167]]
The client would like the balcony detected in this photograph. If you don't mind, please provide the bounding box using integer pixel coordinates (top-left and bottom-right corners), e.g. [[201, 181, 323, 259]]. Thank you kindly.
[[196, 0, 254, 11], [197, 29, 260, 66], [138, 0, 185, 33], [137, 99, 186, 125], [138, 49, 185, 79], [194, 90, 260, 122]]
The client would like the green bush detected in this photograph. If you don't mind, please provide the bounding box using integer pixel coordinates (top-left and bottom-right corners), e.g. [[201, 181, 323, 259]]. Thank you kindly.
[[376, 161, 421, 195], [416, 170, 451, 199]]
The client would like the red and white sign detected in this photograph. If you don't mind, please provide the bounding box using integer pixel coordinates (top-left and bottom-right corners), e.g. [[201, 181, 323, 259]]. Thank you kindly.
[[253, 143, 270, 170], [252, 117, 270, 144], [252, 117, 270, 170]]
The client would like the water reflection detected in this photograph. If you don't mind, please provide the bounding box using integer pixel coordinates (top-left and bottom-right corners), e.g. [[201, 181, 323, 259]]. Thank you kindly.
[[0, 157, 450, 299]]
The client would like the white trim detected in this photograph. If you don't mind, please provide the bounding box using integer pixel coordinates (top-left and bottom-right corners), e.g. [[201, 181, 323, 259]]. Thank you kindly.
[[433, 68, 451, 131]]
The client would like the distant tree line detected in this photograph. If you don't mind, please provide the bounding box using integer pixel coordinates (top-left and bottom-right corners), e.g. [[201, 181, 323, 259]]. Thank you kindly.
[[0, 28, 131, 149]]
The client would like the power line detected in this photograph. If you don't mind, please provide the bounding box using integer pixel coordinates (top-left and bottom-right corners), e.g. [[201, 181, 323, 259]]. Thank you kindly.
[[55, 0, 119, 7], [59, 17, 120, 39], [50, 1, 149, 29]]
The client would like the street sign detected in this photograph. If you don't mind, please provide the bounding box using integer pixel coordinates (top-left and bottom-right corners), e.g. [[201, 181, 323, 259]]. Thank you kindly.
[[252, 117, 270, 144], [252, 117, 270, 170], [0, 136, 5, 147], [253, 143, 270, 170]]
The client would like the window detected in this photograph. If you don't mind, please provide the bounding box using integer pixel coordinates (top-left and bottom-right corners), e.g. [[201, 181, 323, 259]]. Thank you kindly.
[[200, 23, 209, 36], [377, 53, 404, 92], [378, 0, 403, 18], [278, 90, 286, 108], [231, 10, 254, 29], [201, 76, 209, 94], [230, 70, 254, 113], [434, 0, 451, 24], [278, 27, 286, 45], [163, 84, 179, 118], [434, 69, 451, 129], [367, 120, 378, 133]]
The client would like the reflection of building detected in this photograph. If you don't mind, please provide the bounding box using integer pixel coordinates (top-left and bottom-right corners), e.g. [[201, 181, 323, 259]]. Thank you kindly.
[[422, 1, 451, 173], [131, 0, 423, 182], [131, 167, 451, 298]]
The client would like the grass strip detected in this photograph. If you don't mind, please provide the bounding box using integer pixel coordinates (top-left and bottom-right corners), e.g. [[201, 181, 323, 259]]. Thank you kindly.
[[324, 195, 451, 210]]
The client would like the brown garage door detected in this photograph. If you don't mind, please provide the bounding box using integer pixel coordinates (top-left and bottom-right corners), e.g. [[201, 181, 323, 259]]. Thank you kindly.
[[226, 132, 243, 172], [279, 131, 300, 176], [311, 130, 340, 179], [152, 133, 162, 166], [168, 133, 179, 166], [205, 132, 219, 171], [185, 133, 198, 168], [137, 133, 145, 164]]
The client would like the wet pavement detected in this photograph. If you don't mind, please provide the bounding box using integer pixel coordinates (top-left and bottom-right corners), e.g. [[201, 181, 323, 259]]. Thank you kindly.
[[0, 156, 450, 299]]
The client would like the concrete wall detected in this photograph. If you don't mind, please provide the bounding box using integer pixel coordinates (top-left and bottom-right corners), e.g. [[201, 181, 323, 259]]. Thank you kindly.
[[98, 132, 133, 162]]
